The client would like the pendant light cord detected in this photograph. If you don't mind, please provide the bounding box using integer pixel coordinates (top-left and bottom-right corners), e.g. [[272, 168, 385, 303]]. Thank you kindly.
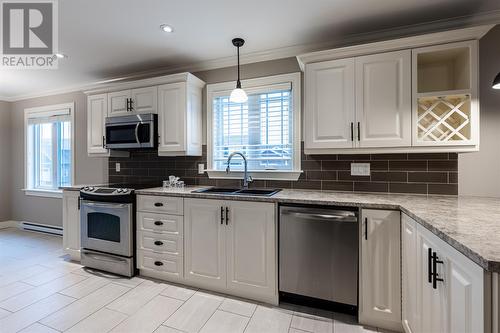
[[236, 45, 241, 89]]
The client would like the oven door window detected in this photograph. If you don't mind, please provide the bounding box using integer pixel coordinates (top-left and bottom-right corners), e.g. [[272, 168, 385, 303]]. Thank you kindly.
[[106, 123, 151, 145], [87, 212, 121, 242]]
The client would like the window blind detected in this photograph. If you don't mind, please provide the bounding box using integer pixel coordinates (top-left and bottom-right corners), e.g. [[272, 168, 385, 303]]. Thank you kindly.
[[212, 88, 293, 171]]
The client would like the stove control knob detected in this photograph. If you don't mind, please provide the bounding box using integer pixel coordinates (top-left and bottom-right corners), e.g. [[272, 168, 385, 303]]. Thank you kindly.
[[117, 189, 123, 193], [83, 186, 88, 191], [88, 187, 95, 191]]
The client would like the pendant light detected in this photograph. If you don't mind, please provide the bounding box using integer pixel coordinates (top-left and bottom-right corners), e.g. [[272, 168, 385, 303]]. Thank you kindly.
[[229, 38, 248, 103], [493, 72, 500, 89]]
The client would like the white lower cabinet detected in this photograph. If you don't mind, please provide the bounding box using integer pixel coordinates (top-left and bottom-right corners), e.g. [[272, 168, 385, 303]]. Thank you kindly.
[[62, 190, 81, 261], [359, 209, 402, 332], [184, 198, 277, 304], [402, 214, 484, 333], [184, 198, 227, 289]]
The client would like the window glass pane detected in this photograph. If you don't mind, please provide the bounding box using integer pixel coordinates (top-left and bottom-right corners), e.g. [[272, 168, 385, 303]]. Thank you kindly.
[[212, 89, 293, 171], [59, 121, 72, 187], [38, 123, 54, 188], [27, 115, 72, 191]]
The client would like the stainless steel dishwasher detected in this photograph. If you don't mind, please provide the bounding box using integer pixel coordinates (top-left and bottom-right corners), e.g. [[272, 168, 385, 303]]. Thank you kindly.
[[279, 205, 358, 312]]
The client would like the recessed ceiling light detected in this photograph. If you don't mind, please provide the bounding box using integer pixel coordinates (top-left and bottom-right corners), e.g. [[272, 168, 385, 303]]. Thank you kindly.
[[160, 24, 174, 33], [55, 53, 67, 59]]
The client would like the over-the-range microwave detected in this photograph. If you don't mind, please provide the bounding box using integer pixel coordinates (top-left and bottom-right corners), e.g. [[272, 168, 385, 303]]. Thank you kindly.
[[105, 113, 158, 149]]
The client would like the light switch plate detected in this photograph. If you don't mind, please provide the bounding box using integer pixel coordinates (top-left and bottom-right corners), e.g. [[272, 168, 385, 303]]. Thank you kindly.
[[198, 163, 205, 174], [351, 163, 370, 176], [115, 163, 120, 173]]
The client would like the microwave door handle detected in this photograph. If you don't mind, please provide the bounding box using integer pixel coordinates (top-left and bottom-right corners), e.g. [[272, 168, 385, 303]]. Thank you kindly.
[[135, 122, 141, 144]]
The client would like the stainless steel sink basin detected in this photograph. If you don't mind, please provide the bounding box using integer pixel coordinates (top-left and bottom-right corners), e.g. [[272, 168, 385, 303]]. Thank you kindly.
[[193, 187, 281, 197]]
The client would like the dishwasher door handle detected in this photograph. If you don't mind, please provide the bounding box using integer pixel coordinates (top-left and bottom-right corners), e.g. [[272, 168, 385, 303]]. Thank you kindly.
[[281, 210, 357, 222]]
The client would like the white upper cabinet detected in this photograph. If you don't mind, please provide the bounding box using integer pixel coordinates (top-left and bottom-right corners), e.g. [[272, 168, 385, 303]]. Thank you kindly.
[[297, 26, 488, 154], [304, 58, 355, 149], [355, 50, 411, 147], [108, 86, 158, 117], [158, 74, 204, 156], [131, 86, 158, 114], [359, 209, 402, 332], [412, 41, 478, 148], [87, 94, 108, 156], [108, 90, 131, 117]]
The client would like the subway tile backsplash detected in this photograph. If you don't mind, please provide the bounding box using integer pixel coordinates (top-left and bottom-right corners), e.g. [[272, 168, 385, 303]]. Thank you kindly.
[[109, 144, 458, 195]]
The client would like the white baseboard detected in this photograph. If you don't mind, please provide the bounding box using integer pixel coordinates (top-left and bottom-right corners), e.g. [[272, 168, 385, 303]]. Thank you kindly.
[[0, 220, 20, 229]]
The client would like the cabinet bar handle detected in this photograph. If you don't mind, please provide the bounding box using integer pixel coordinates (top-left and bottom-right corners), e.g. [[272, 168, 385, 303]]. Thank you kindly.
[[154, 240, 163, 246], [220, 206, 224, 225], [357, 122, 360, 141], [129, 98, 134, 111], [350, 122, 354, 141], [154, 221, 163, 226], [154, 202, 163, 207], [154, 261, 163, 266], [102, 136, 105, 148], [432, 251, 444, 289], [428, 247, 433, 284], [126, 98, 130, 111], [225, 207, 229, 225], [364, 217, 368, 240]]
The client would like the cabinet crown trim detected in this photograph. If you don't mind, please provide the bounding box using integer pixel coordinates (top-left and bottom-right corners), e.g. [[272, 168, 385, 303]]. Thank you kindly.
[[296, 25, 493, 70], [84, 72, 205, 95]]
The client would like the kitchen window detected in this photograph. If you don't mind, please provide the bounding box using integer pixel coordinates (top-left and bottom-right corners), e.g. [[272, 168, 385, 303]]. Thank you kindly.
[[24, 103, 74, 197], [206, 73, 301, 180]]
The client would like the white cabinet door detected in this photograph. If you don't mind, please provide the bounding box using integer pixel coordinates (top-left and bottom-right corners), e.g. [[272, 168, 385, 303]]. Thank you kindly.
[[416, 228, 448, 333], [158, 82, 186, 154], [445, 247, 484, 333], [62, 191, 80, 261], [131, 86, 157, 114], [87, 94, 108, 155], [359, 209, 402, 331], [402, 214, 418, 333], [355, 50, 411, 147], [304, 58, 355, 149], [226, 201, 276, 302], [108, 90, 131, 117], [184, 198, 226, 290]]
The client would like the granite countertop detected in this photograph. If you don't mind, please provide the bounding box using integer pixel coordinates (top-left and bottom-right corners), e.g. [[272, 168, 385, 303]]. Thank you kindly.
[[135, 186, 500, 273]]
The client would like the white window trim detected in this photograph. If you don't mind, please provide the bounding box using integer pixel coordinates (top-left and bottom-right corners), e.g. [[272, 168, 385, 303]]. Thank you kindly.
[[206, 72, 302, 181], [24, 102, 75, 199]]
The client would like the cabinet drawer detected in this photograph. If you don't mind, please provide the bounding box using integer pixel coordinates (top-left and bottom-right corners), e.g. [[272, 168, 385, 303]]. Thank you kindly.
[[137, 195, 183, 215], [138, 231, 182, 255], [138, 212, 183, 235], [138, 250, 183, 278]]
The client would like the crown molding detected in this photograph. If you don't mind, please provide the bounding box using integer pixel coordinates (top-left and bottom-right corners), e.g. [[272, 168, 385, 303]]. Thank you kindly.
[[3, 10, 500, 102], [297, 24, 494, 70]]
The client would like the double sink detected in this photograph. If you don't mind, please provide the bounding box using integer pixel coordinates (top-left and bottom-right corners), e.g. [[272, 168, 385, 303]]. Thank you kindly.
[[193, 187, 281, 197]]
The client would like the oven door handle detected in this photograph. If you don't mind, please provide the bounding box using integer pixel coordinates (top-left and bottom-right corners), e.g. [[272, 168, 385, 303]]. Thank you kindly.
[[82, 251, 128, 263], [82, 202, 130, 209], [134, 122, 141, 144]]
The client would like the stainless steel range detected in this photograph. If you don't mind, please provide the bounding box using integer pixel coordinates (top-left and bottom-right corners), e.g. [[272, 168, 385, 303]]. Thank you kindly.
[[80, 186, 137, 277]]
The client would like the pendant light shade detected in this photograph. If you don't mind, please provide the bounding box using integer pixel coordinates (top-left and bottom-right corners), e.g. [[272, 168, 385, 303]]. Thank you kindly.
[[493, 72, 500, 90], [230, 38, 248, 103]]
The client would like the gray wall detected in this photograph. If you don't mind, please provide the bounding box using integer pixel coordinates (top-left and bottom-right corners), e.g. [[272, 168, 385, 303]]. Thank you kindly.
[[0, 101, 12, 222], [10, 92, 107, 227], [459, 25, 500, 197]]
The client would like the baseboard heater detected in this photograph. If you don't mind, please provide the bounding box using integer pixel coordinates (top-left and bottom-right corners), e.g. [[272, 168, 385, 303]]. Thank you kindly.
[[21, 222, 63, 236]]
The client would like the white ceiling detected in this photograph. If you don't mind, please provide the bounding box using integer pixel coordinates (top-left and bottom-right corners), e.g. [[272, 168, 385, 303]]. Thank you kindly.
[[1, 0, 500, 101]]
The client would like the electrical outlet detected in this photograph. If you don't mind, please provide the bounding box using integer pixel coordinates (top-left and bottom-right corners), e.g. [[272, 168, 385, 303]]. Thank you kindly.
[[115, 163, 121, 173], [198, 163, 205, 174], [351, 163, 370, 176]]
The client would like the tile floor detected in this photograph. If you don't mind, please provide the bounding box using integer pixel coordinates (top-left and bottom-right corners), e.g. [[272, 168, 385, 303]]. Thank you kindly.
[[0, 227, 389, 333]]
